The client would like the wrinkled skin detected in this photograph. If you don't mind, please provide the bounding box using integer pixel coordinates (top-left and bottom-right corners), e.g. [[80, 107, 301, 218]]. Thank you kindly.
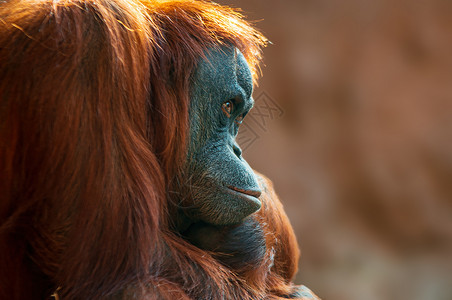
[[183, 46, 262, 226], [179, 45, 267, 270]]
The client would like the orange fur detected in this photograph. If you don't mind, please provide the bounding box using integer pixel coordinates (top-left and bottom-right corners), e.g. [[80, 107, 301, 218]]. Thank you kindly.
[[0, 0, 318, 299]]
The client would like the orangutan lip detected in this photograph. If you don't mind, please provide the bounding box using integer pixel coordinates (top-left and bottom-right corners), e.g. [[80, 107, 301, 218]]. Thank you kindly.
[[224, 186, 262, 214], [227, 186, 262, 198]]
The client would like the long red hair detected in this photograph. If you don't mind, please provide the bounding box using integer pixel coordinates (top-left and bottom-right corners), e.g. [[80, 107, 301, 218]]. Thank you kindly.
[[0, 1, 308, 299]]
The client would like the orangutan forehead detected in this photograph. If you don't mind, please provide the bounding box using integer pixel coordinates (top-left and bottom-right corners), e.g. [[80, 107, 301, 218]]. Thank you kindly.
[[193, 46, 254, 105]]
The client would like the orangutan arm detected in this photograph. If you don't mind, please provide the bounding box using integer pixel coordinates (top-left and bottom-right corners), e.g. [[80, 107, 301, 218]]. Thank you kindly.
[[254, 173, 320, 299]]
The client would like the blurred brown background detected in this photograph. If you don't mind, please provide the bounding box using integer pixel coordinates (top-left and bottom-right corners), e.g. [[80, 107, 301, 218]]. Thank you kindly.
[[216, 0, 452, 299]]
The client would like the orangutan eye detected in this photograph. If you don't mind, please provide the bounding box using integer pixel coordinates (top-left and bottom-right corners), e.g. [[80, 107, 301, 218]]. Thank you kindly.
[[222, 100, 233, 117]]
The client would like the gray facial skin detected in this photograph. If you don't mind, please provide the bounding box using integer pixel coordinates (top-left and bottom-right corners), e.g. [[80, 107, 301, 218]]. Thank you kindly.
[[184, 46, 262, 226]]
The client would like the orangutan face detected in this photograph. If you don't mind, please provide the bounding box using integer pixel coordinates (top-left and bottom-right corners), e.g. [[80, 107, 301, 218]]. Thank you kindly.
[[184, 46, 261, 226]]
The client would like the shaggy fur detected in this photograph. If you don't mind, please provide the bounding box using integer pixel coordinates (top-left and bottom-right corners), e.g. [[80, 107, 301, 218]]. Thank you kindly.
[[0, 0, 318, 299]]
